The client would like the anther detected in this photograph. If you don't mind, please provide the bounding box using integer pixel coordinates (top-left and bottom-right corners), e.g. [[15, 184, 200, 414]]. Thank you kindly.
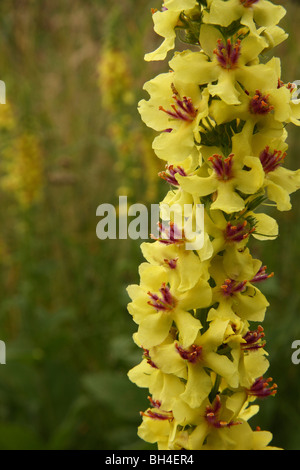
[[142, 347, 158, 369], [159, 85, 198, 122], [214, 39, 241, 70], [259, 146, 286, 174], [158, 164, 187, 186], [164, 258, 178, 270], [240, 0, 259, 7], [224, 220, 255, 243], [175, 343, 203, 364], [250, 265, 274, 283], [147, 283, 176, 311], [208, 153, 234, 181], [205, 395, 241, 428], [249, 90, 274, 115], [220, 278, 247, 297], [241, 326, 266, 351], [247, 376, 278, 398], [150, 222, 185, 245]]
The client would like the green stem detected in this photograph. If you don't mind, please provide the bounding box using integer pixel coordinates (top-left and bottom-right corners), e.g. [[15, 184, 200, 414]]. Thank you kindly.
[[209, 374, 221, 404]]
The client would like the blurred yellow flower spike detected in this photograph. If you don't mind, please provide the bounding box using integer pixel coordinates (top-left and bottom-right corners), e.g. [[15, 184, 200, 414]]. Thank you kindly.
[[98, 47, 134, 112], [1, 133, 43, 209], [128, 0, 298, 450]]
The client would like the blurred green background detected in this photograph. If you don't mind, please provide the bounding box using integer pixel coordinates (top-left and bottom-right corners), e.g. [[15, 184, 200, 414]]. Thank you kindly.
[[0, 0, 299, 450]]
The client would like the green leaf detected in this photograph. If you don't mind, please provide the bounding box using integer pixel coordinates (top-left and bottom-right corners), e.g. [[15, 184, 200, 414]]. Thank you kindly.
[[82, 371, 147, 421]]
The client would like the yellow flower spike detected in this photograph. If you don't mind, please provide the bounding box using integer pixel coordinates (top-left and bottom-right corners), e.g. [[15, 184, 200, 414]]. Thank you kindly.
[[129, 0, 298, 450], [1, 133, 44, 209], [98, 47, 134, 112]]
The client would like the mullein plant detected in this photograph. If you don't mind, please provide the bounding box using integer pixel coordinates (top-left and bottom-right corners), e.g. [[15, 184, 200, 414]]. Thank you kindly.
[[127, 0, 300, 450]]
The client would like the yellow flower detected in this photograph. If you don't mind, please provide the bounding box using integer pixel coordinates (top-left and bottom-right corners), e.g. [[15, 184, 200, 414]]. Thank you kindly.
[[138, 72, 209, 162], [176, 130, 264, 214], [250, 129, 300, 211], [210, 58, 300, 130], [204, 0, 286, 35], [138, 404, 175, 449], [127, 263, 211, 348], [170, 27, 275, 105], [145, 0, 199, 62], [128, 350, 186, 413], [197, 193, 278, 260], [141, 240, 209, 292], [179, 393, 246, 449], [150, 318, 239, 407], [209, 252, 270, 323], [259, 25, 288, 51], [202, 420, 277, 450]]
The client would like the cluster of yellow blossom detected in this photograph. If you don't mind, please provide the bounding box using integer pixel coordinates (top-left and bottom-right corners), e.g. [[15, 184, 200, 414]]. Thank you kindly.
[[127, 0, 300, 450]]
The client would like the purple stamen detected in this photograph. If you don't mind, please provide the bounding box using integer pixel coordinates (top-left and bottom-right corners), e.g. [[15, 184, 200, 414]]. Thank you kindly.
[[214, 39, 241, 70], [158, 164, 187, 186], [250, 265, 274, 283], [225, 221, 255, 243], [159, 85, 198, 123], [240, 0, 259, 7], [147, 283, 176, 311], [241, 326, 265, 351], [247, 376, 277, 398], [175, 343, 203, 364], [209, 153, 234, 181], [259, 146, 286, 174], [221, 278, 247, 297], [249, 90, 274, 115], [205, 395, 241, 428]]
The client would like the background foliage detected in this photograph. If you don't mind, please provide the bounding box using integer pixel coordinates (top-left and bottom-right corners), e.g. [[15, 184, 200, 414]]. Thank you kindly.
[[0, 0, 299, 450]]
